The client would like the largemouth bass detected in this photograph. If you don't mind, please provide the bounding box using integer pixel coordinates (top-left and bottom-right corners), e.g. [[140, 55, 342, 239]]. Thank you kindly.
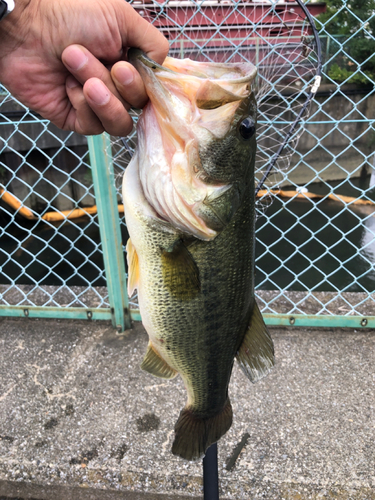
[[123, 49, 275, 461]]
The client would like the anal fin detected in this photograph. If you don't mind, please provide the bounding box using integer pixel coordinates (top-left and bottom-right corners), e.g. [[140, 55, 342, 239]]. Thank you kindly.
[[141, 342, 178, 379], [236, 300, 275, 383], [126, 238, 140, 296]]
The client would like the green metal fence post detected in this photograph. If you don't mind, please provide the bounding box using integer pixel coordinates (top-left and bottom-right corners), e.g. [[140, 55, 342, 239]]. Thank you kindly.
[[87, 133, 131, 332]]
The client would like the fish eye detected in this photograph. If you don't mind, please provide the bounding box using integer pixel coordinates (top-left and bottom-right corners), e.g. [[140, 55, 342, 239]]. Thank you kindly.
[[239, 117, 256, 140]]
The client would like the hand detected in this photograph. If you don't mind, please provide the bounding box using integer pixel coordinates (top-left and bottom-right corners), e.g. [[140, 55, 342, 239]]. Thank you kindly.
[[0, 0, 169, 135], [61, 44, 154, 135]]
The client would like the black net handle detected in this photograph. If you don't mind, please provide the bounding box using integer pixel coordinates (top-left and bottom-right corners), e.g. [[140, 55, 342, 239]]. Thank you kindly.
[[255, 0, 323, 195]]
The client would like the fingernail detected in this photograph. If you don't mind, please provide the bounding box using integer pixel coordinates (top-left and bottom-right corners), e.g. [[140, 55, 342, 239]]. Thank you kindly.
[[64, 46, 88, 71], [87, 80, 110, 106], [115, 66, 134, 86]]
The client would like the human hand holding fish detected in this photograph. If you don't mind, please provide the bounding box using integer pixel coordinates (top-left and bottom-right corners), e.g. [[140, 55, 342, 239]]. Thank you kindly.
[[0, 0, 168, 135], [123, 50, 275, 461]]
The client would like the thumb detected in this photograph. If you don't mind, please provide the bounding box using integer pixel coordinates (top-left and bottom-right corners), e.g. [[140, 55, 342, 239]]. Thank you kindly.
[[118, 2, 169, 64]]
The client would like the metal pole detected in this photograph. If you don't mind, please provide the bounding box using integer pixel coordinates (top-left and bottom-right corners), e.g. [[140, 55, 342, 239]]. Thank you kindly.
[[87, 133, 131, 332], [203, 443, 219, 500]]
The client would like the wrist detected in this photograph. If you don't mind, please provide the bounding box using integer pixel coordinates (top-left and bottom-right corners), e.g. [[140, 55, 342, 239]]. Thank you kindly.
[[0, 0, 15, 20], [0, 0, 33, 51]]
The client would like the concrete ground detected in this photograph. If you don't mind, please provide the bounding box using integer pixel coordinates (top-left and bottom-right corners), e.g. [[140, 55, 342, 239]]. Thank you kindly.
[[0, 317, 374, 499]]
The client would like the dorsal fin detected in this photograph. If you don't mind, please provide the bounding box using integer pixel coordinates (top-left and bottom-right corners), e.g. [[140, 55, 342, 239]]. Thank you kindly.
[[236, 300, 275, 383]]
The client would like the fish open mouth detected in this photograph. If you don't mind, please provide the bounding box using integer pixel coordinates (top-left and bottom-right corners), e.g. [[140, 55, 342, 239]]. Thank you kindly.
[[128, 49, 257, 240]]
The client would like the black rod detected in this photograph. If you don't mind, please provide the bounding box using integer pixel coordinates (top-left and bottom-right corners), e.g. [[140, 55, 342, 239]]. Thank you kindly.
[[203, 443, 219, 500]]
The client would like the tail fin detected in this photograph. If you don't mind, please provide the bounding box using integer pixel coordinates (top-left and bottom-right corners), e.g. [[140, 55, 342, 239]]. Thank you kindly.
[[171, 399, 232, 461]]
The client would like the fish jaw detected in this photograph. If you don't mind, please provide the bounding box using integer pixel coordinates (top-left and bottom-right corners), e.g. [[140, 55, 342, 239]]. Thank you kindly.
[[136, 103, 217, 241], [128, 50, 257, 240]]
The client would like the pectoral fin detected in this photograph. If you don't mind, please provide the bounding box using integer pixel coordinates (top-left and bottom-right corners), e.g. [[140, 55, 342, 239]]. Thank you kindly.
[[141, 342, 178, 379], [126, 238, 140, 297], [236, 301, 275, 383], [161, 240, 200, 300], [196, 184, 241, 232]]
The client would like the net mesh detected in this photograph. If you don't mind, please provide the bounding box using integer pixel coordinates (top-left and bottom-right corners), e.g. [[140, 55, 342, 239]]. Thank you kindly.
[[126, 0, 322, 195]]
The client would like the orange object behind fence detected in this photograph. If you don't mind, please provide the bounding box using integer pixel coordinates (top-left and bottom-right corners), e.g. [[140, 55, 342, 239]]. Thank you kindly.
[[1, 185, 374, 224]]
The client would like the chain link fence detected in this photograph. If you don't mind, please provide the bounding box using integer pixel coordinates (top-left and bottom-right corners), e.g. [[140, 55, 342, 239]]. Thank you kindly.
[[0, 100, 105, 304], [1, 0, 374, 328]]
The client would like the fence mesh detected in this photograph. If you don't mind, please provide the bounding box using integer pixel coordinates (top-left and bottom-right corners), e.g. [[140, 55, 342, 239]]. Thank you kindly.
[[0, 93, 110, 309], [1, 0, 374, 321]]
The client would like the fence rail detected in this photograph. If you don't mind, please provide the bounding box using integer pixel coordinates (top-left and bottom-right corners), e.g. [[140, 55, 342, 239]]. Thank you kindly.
[[1, 0, 375, 329]]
